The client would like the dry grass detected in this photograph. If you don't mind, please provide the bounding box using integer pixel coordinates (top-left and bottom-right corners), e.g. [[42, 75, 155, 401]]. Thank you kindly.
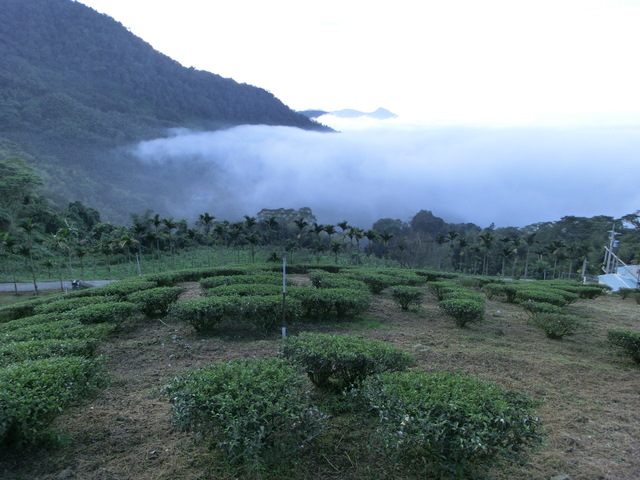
[[1, 281, 639, 480]]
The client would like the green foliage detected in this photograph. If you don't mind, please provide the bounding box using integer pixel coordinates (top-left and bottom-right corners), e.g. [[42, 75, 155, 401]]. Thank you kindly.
[[33, 295, 115, 315], [226, 295, 302, 332], [0, 297, 50, 323], [290, 287, 372, 320], [439, 298, 485, 327], [528, 313, 584, 340], [169, 296, 229, 332], [390, 286, 424, 311], [484, 283, 518, 302], [0, 338, 99, 367], [1, 318, 114, 344], [58, 301, 138, 324], [307, 270, 367, 290], [205, 283, 282, 297], [515, 287, 569, 307], [617, 288, 639, 300], [127, 286, 184, 316], [428, 281, 460, 301], [280, 332, 414, 392], [67, 279, 157, 299], [200, 272, 286, 289], [345, 271, 396, 294], [361, 369, 544, 479], [520, 300, 565, 316], [163, 357, 327, 468], [608, 329, 640, 363], [0, 356, 107, 447]]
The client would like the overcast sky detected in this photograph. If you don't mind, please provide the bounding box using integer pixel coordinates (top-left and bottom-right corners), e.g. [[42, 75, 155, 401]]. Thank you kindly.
[[75, 0, 640, 228], [77, 0, 640, 124]]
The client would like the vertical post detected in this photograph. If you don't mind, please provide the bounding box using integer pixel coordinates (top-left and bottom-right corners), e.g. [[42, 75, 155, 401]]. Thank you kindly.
[[281, 252, 287, 338]]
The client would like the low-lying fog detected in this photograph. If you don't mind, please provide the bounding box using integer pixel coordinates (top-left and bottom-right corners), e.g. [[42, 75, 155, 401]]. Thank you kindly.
[[132, 119, 640, 228]]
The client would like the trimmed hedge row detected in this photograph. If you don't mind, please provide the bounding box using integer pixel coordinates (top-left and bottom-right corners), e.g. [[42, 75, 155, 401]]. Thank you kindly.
[[429, 281, 485, 327], [0, 356, 107, 447], [2, 318, 115, 344], [127, 286, 185, 316], [200, 273, 288, 289], [290, 287, 372, 320], [0, 338, 100, 367]]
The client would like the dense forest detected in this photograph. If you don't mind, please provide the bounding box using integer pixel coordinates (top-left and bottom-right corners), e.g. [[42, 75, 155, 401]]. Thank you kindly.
[[0, 0, 327, 221], [2, 155, 640, 283]]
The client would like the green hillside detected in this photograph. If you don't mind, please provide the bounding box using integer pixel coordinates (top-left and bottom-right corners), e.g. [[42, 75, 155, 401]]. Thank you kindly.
[[0, 0, 326, 221]]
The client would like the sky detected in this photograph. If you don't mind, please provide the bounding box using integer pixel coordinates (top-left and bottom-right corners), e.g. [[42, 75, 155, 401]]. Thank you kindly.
[[75, 0, 640, 228]]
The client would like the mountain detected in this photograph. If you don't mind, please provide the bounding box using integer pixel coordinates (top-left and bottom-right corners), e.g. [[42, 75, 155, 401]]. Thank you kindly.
[[0, 0, 327, 222], [300, 107, 398, 120]]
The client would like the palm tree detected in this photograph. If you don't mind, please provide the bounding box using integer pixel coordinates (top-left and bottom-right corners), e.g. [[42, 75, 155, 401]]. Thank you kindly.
[[0, 232, 18, 294], [198, 212, 216, 235], [379, 231, 394, 263], [18, 218, 40, 295], [330, 240, 342, 264], [478, 231, 495, 275]]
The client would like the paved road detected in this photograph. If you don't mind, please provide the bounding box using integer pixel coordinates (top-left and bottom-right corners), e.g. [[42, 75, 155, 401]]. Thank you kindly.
[[0, 280, 116, 293]]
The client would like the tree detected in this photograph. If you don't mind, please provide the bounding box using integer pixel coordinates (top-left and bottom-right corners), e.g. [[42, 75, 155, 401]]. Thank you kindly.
[[18, 218, 41, 295], [197, 212, 215, 234]]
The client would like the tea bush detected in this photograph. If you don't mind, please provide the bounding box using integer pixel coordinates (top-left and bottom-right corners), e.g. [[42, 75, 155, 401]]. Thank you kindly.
[[127, 286, 185, 316], [427, 281, 460, 301], [290, 288, 372, 320], [520, 300, 565, 316], [0, 338, 99, 367], [280, 332, 414, 392], [439, 298, 485, 327], [390, 286, 424, 311], [2, 319, 115, 344], [0, 356, 107, 447], [67, 279, 157, 299], [307, 270, 367, 290], [163, 357, 327, 467], [169, 296, 229, 332], [205, 283, 282, 297], [361, 369, 544, 479], [225, 295, 302, 332], [345, 271, 396, 294], [514, 287, 568, 307], [608, 329, 640, 363], [0, 297, 51, 323], [484, 283, 518, 303], [59, 302, 138, 324], [33, 296, 116, 315], [200, 272, 288, 289], [528, 313, 584, 339]]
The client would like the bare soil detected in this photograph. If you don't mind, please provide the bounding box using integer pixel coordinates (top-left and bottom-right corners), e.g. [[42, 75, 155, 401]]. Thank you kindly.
[[1, 280, 639, 480]]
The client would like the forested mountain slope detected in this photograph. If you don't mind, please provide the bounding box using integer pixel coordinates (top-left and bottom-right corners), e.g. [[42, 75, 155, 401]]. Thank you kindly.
[[0, 0, 325, 221]]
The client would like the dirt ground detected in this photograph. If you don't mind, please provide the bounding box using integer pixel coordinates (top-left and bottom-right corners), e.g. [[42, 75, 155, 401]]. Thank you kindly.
[[1, 278, 639, 480]]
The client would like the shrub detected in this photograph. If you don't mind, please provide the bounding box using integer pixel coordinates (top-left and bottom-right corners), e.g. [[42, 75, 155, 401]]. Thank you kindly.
[[68, 279, 157, 299], [0, 296, 51, 323], [163, 357, 327, 467], [2, 319, 115, 344], [206, 283, 282, 297], [331, 288, 372, 318], [290, 288, 335, 320], [0, 338, 99, 367], [528, 313, 584, 340], [427, 281, 459, 301], [361, 369, 544, 479], [59, 301, 138, 324], [439, 298, 485, 327], [519, 300, 565, 316], [617, 288, 639, 300], [390, 286, 424, 311], [0, 356, 107, 447], [345, 272, 396, 294], [515, 288, 568, 307], [33, 296, 115, 315], [0, 313, 61, 335], [289, 288, 372, 320], [228, 295, 302, 332], [608, 329, 640, 363], [307, 271, 367, 290], [169, 296, 229, 332], [280, 332, 414, 392], [127, 286, 185, 316], [484, 283, 518, 303], [200, 273, 288, 289]]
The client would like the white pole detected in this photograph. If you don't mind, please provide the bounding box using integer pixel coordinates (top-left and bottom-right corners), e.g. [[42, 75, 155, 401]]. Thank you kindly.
[[281, 252, 287, 338]]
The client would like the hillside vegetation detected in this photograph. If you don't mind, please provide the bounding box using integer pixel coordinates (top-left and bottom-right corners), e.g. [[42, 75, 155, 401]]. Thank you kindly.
[[0, 0, 326, 221]]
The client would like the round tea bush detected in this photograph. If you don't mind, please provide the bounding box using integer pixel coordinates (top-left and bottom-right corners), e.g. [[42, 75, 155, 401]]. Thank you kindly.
[[362, 369, 544, 479], [280, 332, 414, 392], [608, 329, 640, 363], [163, 357, 327, 467], [528, 313, 584, 340], [438, 297, 485, 327], [390, 286, 424, 311]]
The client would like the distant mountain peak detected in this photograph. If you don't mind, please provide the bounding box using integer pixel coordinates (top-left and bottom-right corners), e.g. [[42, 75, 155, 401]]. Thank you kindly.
[[299, 108, 398, 120]]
